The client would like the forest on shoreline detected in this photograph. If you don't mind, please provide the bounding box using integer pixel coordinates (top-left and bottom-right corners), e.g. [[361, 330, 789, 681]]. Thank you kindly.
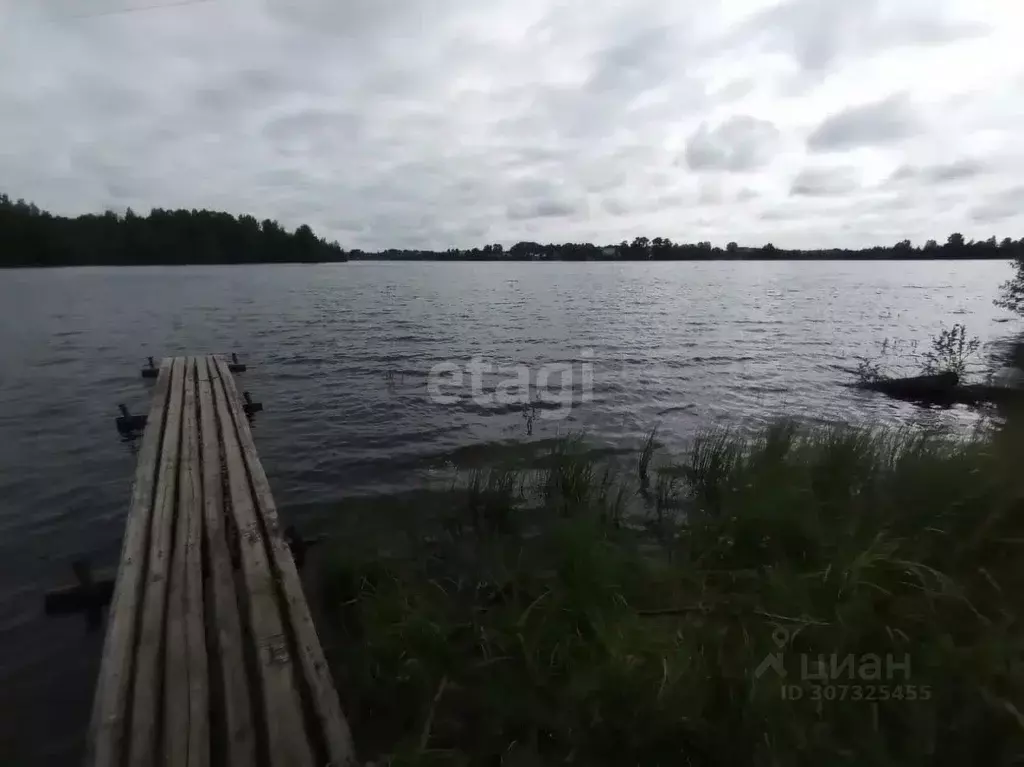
[[2, 194, 1021, 266], [357, 232, 1022, 262], [0, 195, 347, 267]]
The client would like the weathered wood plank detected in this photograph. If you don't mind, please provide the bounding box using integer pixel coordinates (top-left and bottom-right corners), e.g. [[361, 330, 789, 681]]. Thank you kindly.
[[214, 355, 357, 766], [183, 359, 210, 767], [92, 354, 354, 767], [165, 358, 211, 766], [211, 360, 315, 767], [165, 358, 192, 767], [86, 358, 173, 767], [128, 357, 186, 767], [198, 356, 256, 767]]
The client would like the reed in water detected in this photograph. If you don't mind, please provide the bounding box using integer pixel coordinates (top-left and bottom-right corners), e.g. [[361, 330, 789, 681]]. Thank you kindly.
[[318, 418, 1024, 766]]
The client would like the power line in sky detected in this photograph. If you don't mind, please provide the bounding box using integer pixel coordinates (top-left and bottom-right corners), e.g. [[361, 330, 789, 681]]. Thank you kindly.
[[43, 0, 215, 21]]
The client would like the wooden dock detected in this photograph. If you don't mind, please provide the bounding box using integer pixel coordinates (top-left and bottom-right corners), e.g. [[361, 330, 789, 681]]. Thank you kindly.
[[86, 355, 355, 767]]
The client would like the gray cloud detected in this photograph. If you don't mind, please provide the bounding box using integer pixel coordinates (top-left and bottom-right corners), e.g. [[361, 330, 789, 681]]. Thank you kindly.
[[586, 24, 677, 97], [602, 198, 628, 216], [791, 167, 861, 197], [890, 158, 987, 184], [972, 186, 1024, 223], [740, 0, 988, 73], [507, 199, 583, 221], [684, 116, 781, 172], [698, 182, 724, 206], [262, 108, 364, 150], [0, 0, 1020, 250], [808, 93, 919, 151]]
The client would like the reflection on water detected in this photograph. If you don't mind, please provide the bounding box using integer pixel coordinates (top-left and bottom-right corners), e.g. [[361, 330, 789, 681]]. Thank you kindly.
[[0, 259, 1019, 763]]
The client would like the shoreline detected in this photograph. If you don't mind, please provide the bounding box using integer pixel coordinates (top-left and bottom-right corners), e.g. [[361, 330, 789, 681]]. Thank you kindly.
[[313, 421, 1024, 765]]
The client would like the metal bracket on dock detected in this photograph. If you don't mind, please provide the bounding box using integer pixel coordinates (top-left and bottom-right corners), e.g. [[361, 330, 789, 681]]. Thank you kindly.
[[145, 353, 249, 376], [116, 404, 147, 436]]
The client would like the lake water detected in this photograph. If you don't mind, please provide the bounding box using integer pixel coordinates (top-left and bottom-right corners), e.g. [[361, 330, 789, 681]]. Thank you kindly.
[[0, 260, 1019, 764]]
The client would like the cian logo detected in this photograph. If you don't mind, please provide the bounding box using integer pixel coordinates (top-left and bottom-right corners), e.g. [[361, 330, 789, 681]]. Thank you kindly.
[[754, 627, 791, 679]]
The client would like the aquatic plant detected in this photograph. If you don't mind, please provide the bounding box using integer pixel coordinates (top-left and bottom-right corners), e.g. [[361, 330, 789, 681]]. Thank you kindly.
[[854, 324, 982, 385]]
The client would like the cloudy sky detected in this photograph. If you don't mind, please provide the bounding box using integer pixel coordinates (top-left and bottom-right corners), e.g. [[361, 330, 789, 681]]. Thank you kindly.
[[0, 0, 1021, 250]]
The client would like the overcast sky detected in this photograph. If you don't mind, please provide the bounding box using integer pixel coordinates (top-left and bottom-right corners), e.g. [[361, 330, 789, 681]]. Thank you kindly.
[[0, 0, 1021, 250]]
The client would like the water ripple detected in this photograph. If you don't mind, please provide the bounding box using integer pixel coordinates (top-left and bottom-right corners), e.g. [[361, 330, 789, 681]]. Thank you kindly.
[[0, 260, 1018, 765]]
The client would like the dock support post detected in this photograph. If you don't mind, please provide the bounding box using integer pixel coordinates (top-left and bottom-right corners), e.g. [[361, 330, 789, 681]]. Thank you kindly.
[[115, 404, 148, 435], [44, 560, 115, 616], [242, 391, 263, 417], [141, 357, 159, 379], [228, 353, 247, 373]]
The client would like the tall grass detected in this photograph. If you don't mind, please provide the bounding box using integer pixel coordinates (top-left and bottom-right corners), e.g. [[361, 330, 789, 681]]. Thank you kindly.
[[319, 421, 1024, 766]]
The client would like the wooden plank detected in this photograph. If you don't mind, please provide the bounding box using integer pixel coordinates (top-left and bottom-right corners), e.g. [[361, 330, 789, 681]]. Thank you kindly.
[[128, 357, 186, 767], [165, 358, 210, 766], [198, 356, 256, 767], [210, 359, 316, 767], [86, 358, 174, 767], [165, 359, 192, 767], [184, 363, 210, 767], [213, 355, 357, 766]]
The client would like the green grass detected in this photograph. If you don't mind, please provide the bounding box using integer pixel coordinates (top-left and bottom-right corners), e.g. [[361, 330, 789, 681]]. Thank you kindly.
[[317, 421, 1024, 766]]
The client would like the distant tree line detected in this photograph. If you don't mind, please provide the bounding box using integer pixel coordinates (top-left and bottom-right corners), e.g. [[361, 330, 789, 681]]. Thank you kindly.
[[0, 195, 347, 267], [2, 195, 1020, 266], [353, 233, 1023, 262]]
